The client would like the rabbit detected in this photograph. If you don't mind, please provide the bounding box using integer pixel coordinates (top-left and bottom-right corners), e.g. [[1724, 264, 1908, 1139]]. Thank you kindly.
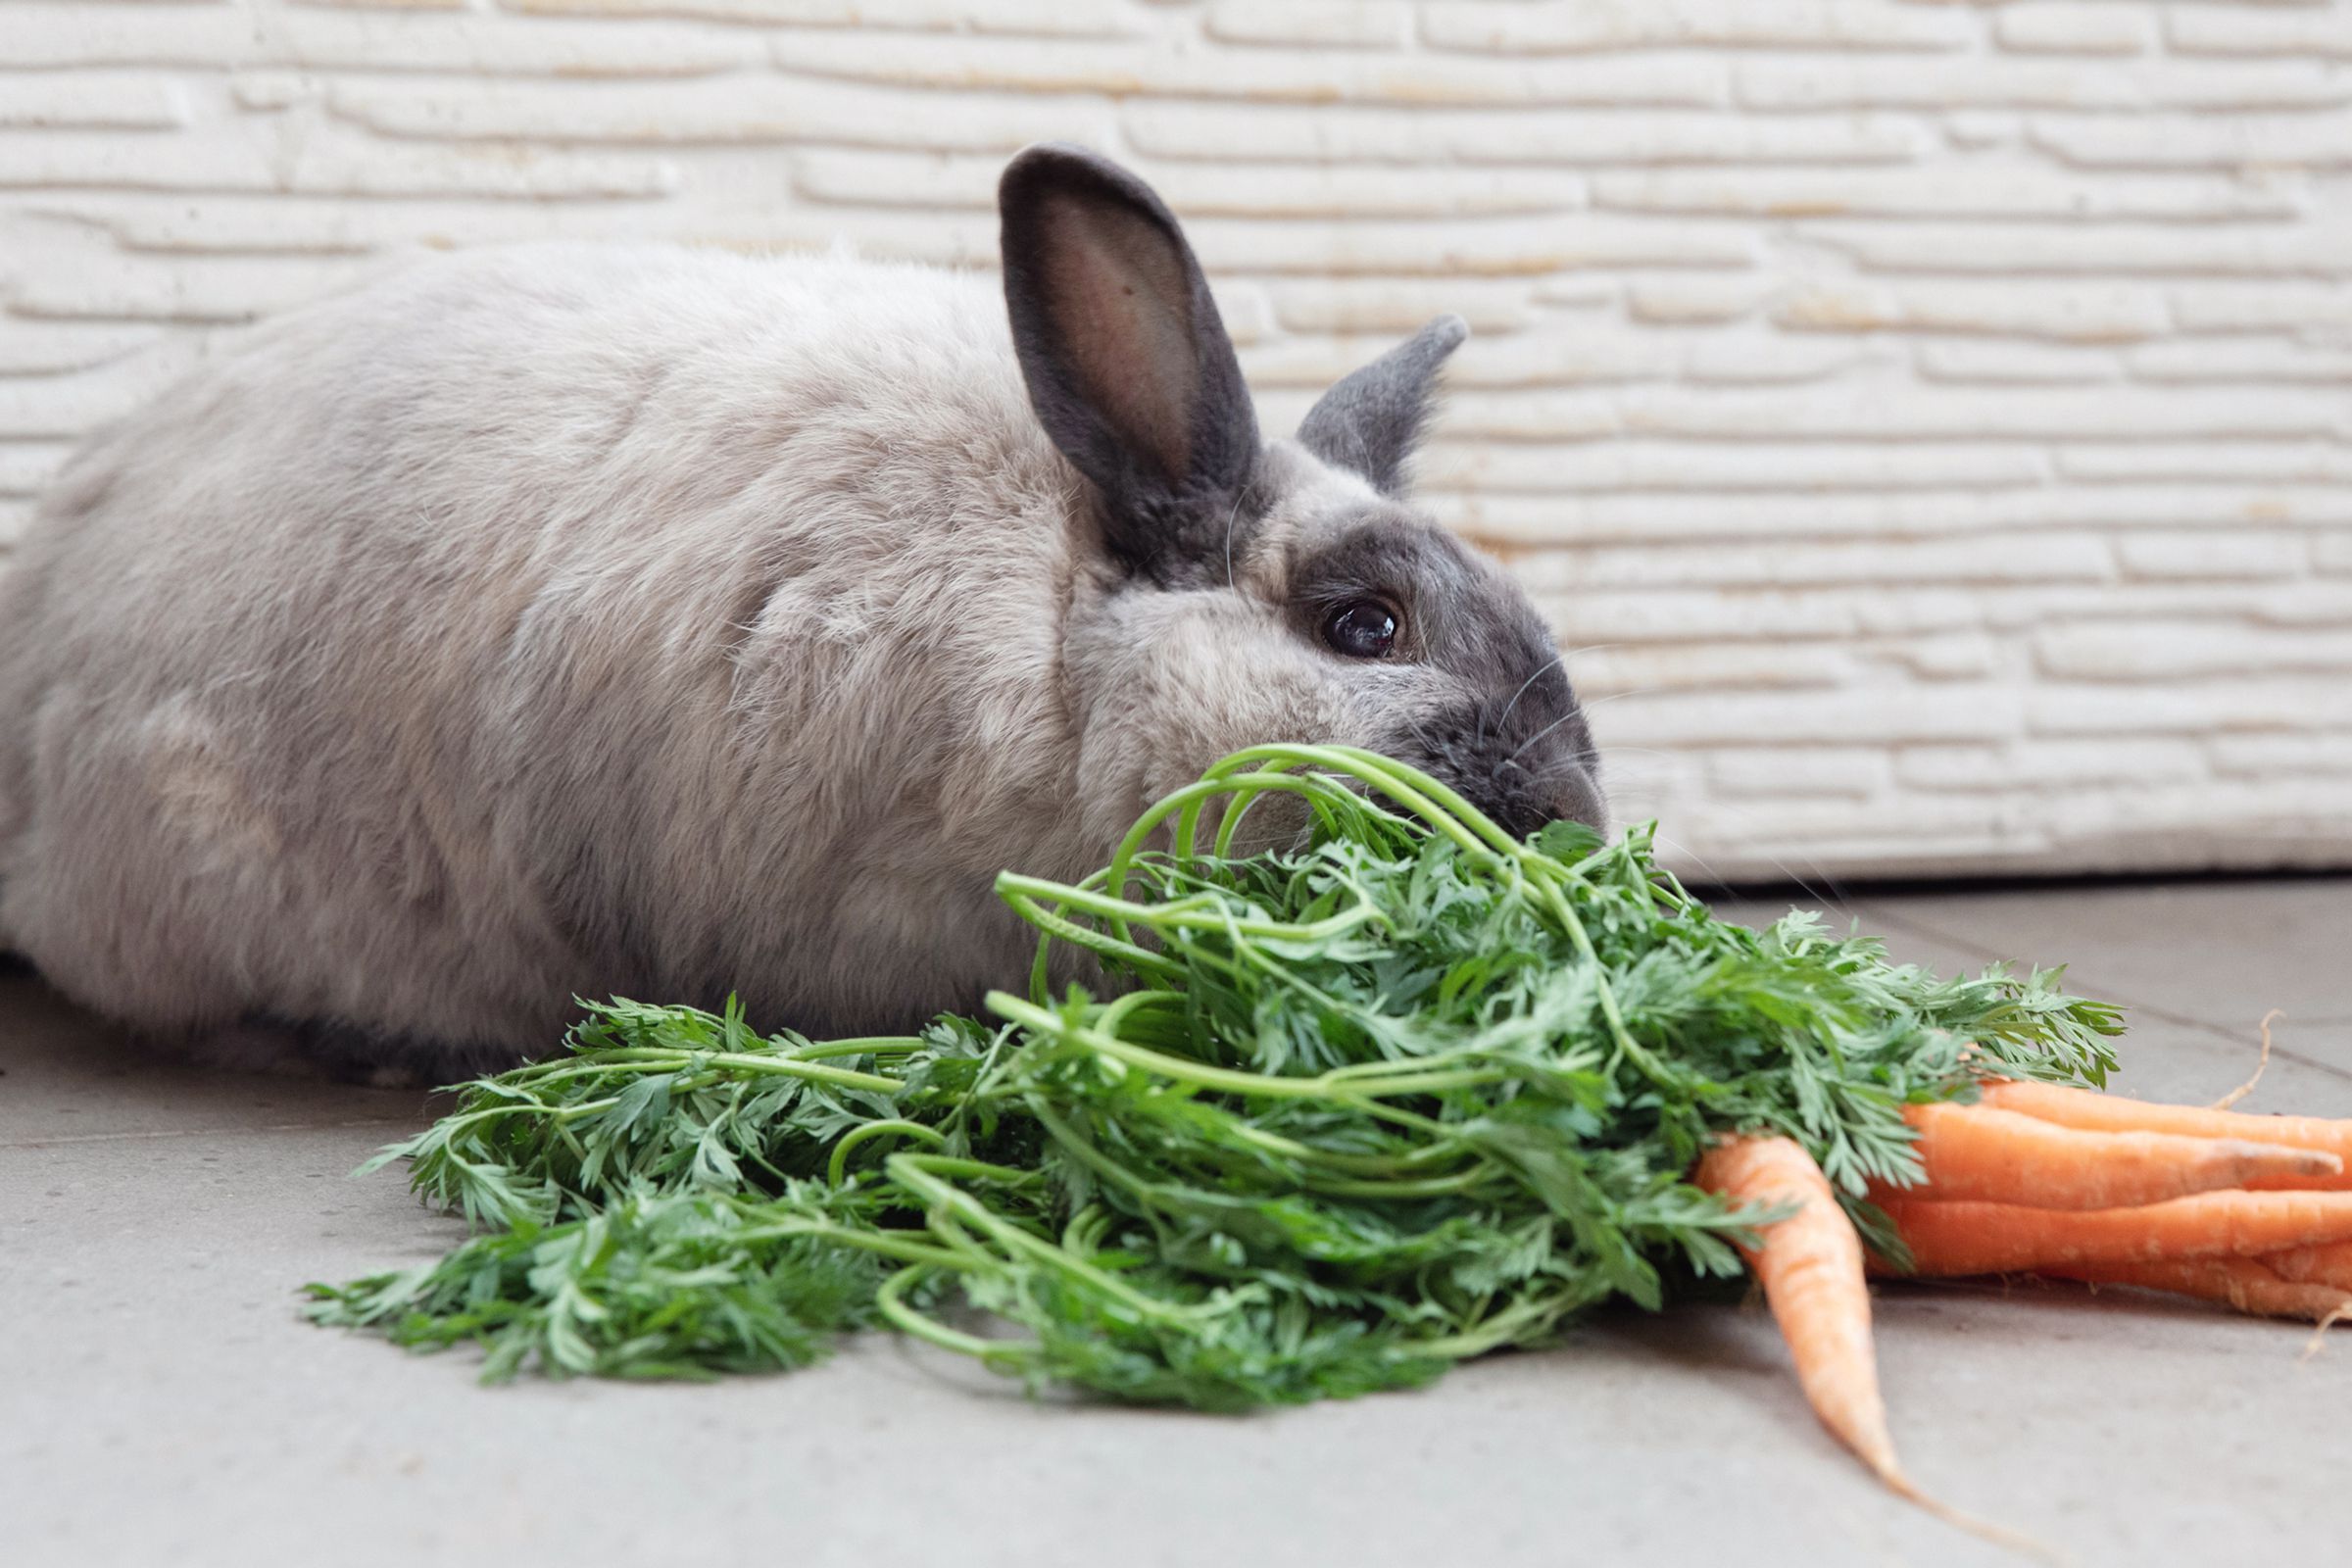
[[0, 144, 1605, 1081]]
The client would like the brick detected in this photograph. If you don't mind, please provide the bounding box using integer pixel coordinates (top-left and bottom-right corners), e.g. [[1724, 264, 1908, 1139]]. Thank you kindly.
[[1808, 221, 2352, 279], [2029, 682, 2352, 737], [0, 341, 212, 435], [1531, 588, 1985, 646], [767, 30, 1730, 106], [319, 74, 1109, 153], [504, 0, 1139, 36], [0, 73, 188, 129], [1121, 104, 1927, 167], [2131, 339, 2352, 383], [2117, 533, 2309, 581], [3, 245, 378, 325], [1530, 275, 1619, 309], [1208, 283, 1273, 348], [0, 125, 681, 199], [2055, 445, 2352, 487], [0, 320, 166, 375], [2250, 584, 2352, 625], [1206, 0, 1407, 49], [1896, 740, 2208, 791], [2036, 624, 2352, 680], [1269, 281, 1532, 336], [1195, 219, 1751, 277], [2034, 118, 2352, 172], [2209, 735, 2352, 778], [1994, 4, 2150, 55], [1508, 536, 2113, 592], [1594, 167, 2294, 221], [1244, 332, 1675, 390], [1944, 112, 2023, 150], [1399, 391, 1618, 442], [1420, 0, 1967, 54], [1, 6, 760, 74], [1613, 385, 2332, 441], [1653, 798, 2041, 874], [1469, 485, 2352, 545], [1571, 643, 1856, 696], [1418, 441, 2046, 495], [1774, 281, 2169, 343], [1594, 688, 2023, 748], [2318, 533, 2352, 575], [2027, 780, 2352, 867], [1682, 339, 1882, 385], [2167, 7, 2352, 60], [1738, 57, 2352, 112], [1448, 332, 1679, 387], [2169, 282, 2352, 334], [791, 150, 1588, 219], [1915, 341, 2118, 384], [1625, 277, 1780, 324], [1708, 748, 1891, 800], [1878, 633, 2002, 680], [1982, 581, 2352, 635]]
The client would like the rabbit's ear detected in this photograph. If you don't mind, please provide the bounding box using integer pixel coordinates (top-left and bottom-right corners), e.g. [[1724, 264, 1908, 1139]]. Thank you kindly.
[[1297, 315, 1468, 499], [1000, 143, 1258, 577]]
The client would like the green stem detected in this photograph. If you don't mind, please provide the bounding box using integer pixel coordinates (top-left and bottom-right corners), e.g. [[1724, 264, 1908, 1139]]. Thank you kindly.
[[587, 1047, 905, 1094], [873, 1266, 1042, 1368], [824, 1120, 950, 1187]]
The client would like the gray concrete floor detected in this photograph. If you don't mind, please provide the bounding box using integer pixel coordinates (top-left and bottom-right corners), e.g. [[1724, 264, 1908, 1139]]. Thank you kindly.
[[5, 879, 2351, 1567]]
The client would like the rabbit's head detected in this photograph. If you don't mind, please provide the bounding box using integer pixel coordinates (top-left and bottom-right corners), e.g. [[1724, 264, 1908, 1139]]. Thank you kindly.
[[1003, 145, 1605, 844]]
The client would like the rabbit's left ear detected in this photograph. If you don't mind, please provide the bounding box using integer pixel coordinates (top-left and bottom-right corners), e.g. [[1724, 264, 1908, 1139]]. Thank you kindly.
[[1000, 143, 1260, 580], [1297, 315, 1468, 499]]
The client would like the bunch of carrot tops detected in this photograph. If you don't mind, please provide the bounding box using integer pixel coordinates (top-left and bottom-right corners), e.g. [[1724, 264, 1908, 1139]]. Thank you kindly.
[[311, 745, 2352, 1502]]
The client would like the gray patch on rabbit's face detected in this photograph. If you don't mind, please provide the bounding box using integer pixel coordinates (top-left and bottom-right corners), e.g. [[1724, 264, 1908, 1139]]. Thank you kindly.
[[1241, 452, 1607, 841]]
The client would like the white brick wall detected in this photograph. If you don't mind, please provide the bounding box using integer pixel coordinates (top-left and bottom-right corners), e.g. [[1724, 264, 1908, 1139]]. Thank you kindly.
[[4, 0, 2349, 881]]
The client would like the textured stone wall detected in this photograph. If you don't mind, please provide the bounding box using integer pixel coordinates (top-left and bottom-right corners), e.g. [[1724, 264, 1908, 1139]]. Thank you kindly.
[[5, 0, 2350, 879]]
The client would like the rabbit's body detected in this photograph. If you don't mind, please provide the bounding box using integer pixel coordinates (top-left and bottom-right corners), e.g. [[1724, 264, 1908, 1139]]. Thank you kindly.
[[0, 149, 1602, 1076], [1, 246, 1131, 1063]]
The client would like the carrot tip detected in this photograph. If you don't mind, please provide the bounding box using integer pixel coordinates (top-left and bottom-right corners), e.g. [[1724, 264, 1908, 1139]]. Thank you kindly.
[[1895, 1482, 2070, 1567]]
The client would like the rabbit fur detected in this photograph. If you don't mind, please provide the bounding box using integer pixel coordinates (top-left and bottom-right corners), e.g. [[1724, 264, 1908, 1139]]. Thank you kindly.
[[0, 145, 1603, 1078]]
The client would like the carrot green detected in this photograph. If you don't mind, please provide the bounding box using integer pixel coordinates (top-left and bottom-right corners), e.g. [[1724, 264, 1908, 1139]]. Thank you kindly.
[[306, 745, 2123, 1406]]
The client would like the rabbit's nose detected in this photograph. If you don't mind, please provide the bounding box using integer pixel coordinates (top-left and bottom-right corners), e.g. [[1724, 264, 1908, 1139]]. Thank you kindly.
[[1547, 764, 1610, 837]]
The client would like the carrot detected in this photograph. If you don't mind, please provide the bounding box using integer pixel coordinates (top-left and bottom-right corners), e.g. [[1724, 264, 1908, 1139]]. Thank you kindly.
[[1887, 1100, 2340, 1209], [1877, 1189, 2352, 1276], [1980, 1080, 2352, 1190], [1694, 1136, 1910, 1494], [2262, 1239, 2352, 1292], [2038, 1257, 2352, 1324], [1696, 1137, 2046, 1555]]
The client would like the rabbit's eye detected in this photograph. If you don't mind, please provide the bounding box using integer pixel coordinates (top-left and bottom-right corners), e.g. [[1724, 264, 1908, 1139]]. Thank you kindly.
[[1323, 600, 1398, 660]]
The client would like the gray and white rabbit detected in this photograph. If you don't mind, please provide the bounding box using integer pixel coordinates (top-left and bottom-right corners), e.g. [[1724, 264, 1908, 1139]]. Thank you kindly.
[[0, 145, 1603, 1079]]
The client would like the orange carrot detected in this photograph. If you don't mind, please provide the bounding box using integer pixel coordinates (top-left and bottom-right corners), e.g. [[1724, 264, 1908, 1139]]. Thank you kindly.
[[2262, 1239, 2352, 1292], [1694, 1136, 1912, 1493], [1699, 1137, 2051, 1556], [2038, 1257, 2352, 1324], [1878, 1189, 2352, 1276], [1888, 1100, 2340, 1209], [1980, 1080, 2352, 1190]]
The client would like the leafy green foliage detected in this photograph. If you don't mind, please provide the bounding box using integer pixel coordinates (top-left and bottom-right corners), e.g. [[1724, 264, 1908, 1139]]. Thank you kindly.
[[309, 745, 2124, 1406]]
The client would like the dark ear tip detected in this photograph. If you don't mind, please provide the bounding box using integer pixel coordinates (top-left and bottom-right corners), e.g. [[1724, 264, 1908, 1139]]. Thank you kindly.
[[999, 142, 1164, 220]]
